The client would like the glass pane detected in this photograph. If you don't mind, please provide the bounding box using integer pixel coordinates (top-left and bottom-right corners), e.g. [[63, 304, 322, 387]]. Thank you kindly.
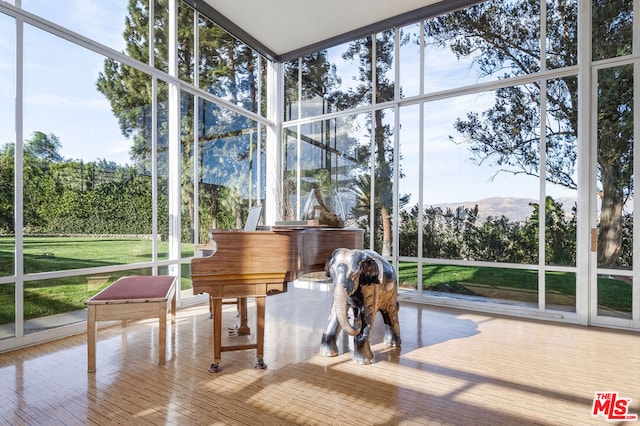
[[596, 65, 633, 269], [301, 38, 372, 117], [157, 80, 169, 257], [597, 273, 632, 319], [23, 236, 156, 274], [545, 271, 576, 312], [182, 91, 195, 243], [23, 267, 161, 335], [0, 13, 15, 275], [0, 237, 13, 278], [154, 0, 169, 73], [282, 127, 299, 221], [373, 108, 394, 256], [546, 0, 577, 69], [22, 0, 132, 53], [592, 0, 633, 61], [397, 261, 418, 292], [424, 0, 540, 93], [23, 26, 153, 273], [283, 59, 299, 121], [178, 1, 195, 85], [423, 85, 540, 264], [198, 99, 263, 230], [284, 113, 369, 227], [0, 283, 15, 339], [398, 104, 420, 257], [198, 13, 265, 115], [423, 263, 538, 308], [375, 30, 395, 104], [399, 23, 421, 99], [545, 76, 578, 266]]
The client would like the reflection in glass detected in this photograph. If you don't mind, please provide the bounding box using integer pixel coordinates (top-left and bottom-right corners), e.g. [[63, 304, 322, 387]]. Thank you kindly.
[[198, 13, 265, 115], [300, 39, 372, 118], [284, 114, 368, 227], [198, 99, 264, 234], [422, 263, 538, 308], [596, 65, 633, 269]]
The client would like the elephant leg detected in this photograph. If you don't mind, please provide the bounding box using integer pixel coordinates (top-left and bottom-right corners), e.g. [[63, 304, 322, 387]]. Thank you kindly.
[[380, 303, 401, 347], [320, 308, 341, 357], [352, 304, 374, 364], [353, 324, 374, 364]]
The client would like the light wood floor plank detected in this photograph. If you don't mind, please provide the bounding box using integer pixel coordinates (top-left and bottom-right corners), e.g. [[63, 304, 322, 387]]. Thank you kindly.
[[0, 281, 638, 425]]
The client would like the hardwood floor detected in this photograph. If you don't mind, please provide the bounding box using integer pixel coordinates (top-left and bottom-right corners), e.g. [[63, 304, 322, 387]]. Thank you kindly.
[[0, 280, 638, 425]]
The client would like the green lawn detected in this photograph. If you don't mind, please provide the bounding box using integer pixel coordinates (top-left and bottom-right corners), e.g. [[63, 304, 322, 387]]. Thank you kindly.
[[0, 238, 632, 325], [0, 236, 196, 325], [397, 262, 631, 313]]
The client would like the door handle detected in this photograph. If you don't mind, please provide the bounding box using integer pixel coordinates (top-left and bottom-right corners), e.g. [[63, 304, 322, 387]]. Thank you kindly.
[[591, 228, 597, 252]]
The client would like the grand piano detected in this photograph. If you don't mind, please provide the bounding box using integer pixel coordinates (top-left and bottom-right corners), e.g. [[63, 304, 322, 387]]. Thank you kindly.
[[191, 227, 364, 373]]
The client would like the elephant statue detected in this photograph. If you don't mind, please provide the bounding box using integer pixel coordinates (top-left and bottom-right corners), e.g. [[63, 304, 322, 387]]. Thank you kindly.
[[320, 248, 401, 364]]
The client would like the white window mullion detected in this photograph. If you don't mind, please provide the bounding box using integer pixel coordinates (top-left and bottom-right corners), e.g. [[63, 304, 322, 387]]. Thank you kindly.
[[632, 0, 640, 325], [577, 0, 593, 326], [14, 10, 24, 338], [167, 0, 181, 291]]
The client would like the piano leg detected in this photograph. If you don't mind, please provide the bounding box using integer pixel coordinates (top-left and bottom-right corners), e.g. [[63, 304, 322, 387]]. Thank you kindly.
[[208, 296, 223, 373], [236, 297, 251, 335], [254, 296, 266, 370], [206, 295, 268, 373]]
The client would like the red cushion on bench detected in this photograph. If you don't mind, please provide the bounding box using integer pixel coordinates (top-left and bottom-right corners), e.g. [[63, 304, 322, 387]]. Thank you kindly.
[[89, 276, 175, 301]]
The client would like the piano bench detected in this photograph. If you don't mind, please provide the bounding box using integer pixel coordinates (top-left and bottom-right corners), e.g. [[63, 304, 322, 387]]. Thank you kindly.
[[85, 275, 177, 373]]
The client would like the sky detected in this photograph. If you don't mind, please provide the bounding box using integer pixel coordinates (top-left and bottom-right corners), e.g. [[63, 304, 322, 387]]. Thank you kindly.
[[0, 1, 132, 165], [0, 1, 577, 207]]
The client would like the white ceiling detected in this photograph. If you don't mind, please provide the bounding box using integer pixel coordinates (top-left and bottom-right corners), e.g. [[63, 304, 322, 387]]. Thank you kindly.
[[202, 0, 448, 60]]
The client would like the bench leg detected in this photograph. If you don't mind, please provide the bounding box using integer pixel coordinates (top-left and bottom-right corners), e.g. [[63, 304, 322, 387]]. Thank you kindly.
[[159, 302, 167, 365], [87, 306, 97, 373]]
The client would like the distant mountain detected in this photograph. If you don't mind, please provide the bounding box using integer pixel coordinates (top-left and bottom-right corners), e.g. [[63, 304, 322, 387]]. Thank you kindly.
[[428, 196, 577, 222]]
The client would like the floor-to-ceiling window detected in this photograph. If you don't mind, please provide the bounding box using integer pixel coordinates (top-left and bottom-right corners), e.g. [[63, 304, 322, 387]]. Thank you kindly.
[[283, 0, 638, 329], [0, 0, 269, 351]]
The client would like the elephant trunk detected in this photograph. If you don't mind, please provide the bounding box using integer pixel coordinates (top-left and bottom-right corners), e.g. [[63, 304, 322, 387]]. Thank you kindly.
[[334, 283, 360, 336]]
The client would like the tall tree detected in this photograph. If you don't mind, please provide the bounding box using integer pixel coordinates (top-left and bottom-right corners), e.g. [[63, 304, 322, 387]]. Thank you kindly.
[[97, 0, 263, 240], [425, 0, 632, 267], [338, 31, 397, 256]]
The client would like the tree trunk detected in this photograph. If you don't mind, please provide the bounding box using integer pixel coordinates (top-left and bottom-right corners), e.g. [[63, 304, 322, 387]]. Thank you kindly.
[[381, 205, 391, 257], [597, 163, 624, 267]]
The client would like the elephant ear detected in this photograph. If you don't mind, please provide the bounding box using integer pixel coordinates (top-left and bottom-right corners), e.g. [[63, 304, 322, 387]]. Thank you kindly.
[[359, 255, 384, 285]]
